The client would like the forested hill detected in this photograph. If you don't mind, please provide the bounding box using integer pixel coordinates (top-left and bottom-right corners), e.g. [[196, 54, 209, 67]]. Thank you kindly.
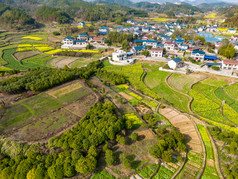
[[131, 2, 202, 14], [94, 0, 132, 7], [218, 5, 238, 28], [0, 3, 36, 30]]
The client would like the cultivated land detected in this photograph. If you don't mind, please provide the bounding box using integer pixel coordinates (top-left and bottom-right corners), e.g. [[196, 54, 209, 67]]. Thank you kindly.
[[0, 80, 98, 143]]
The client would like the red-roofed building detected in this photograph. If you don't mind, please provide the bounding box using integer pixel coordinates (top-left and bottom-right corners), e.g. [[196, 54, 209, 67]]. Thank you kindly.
[[230, 35, 238, 42], [222, 60, 238, 70], [92, 37, 105, 44]]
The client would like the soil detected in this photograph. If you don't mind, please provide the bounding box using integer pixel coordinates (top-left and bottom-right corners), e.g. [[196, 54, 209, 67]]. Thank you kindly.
[[119, 92, 133, 100]]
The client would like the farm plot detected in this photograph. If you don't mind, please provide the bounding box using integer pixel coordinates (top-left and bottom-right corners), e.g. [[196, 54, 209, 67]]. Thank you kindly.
[[13, 51, 39, 61], [0, 93, 63, 134], [103, 60, 161, 100], [178, 151, 203, 179], [137, 164, 159, 178], [189, 90, 233, 126], [224, 83, 238, 100], [3, 48, 47, 70], [197, 124, 218, 179], [22, 54, 54, 66], [145, 70, 190, 113], [192, 82, 221, 105], [11, 109, 79, 142], [202, 77, 230, 87], [153, 165, 174, 179], [168, 73, 206, 93]]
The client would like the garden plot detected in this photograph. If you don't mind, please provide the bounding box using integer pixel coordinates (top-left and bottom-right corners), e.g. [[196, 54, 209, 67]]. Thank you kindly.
[[0, 93, 63, 134], [153, 165, 175, 179], [10, 109, 79, 143], [46, 56, 78, 68]]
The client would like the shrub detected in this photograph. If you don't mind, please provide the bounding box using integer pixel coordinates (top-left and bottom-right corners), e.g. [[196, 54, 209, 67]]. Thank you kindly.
[[211, 66, 220, 71], [53, 31, 60, 36]]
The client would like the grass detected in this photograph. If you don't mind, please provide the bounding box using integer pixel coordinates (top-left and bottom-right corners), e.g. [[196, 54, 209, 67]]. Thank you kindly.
[[202, 78, 228, 87], [225, 83, 238, 100], [0, 93, 63, 133], [144, 71, 190, 113], [103, 60, 161, 100], [0, 66, 13, 71]]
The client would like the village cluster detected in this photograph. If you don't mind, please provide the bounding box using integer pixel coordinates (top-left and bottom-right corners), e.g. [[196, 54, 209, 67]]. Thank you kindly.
[[62, 20, 238, 75]]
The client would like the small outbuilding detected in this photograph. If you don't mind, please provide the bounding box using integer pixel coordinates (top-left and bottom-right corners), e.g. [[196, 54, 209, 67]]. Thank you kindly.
[[168, 57, 183, 69]]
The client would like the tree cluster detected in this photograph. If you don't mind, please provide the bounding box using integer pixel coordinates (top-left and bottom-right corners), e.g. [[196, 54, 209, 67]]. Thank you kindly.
[[149, 129, 186, 163], [218, 43, 236, 59], [48, 102, 124, 151], [0, 61, 101, 94], [35, 6, 72, 24], [105, 31, 134, 45]]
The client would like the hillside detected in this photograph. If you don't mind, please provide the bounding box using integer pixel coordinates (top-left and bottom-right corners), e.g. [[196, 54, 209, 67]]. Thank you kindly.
[[0, 3, 36, 30], [132, 2, 202, 14]]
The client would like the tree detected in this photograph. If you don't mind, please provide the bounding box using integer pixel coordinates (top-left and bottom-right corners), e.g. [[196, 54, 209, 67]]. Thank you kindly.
[[47, 165, 64, 179], [218, 43, 236, 59], [105, 149, 116, 166], [27, 169, 35, 179], [141, 50, 150, 57], [116, 135, 126, 145], [162, 150, 172, 163], [149, 145, 162, 158], [64, 162, 75, 177], [130, 133, 139, 141], [88, 145, 98, 157], [122, 40, 130, 50], [75, 156, 97, 174]]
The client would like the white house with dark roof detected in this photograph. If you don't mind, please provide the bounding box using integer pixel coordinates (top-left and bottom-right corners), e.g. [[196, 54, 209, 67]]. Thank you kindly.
[[77, 33, 89, 40], [78, 22, 86, 27], [143, 40, 158, 48], [168, 57, 183, 69], [62, 36, 74, 45], [190, 50, 205, 61], [226, 29, 236, 34]]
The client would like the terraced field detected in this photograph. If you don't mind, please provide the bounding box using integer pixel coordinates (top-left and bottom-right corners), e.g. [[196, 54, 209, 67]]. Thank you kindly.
[[103, 60, 161, 100], [159, 106, 204, 179], [167, 73, 206, 93], [153, 164, 177, 179], [225, 83, 238, 100], [144, 71, 190, 113], [197, 124, 218, 179]]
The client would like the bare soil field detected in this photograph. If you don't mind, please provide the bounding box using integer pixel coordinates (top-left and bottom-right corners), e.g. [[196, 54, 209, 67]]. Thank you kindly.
[[46, 56, 78, 67], [119, 92, 133, 100]]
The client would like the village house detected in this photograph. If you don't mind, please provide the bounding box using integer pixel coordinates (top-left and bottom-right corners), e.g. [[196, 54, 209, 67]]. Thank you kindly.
[[226, 29, 236, 34], [190, 50, 205, 61], [143, 40, 158, 48], [77, 33, 89, 40], [151, 48, 163, 57], [130, 46, 145, 55], [78, 22, 86, 27], [99, 26, 109, 35], [74, 40, 88, 47], [62, 36, 74, 45], [92, 37, 105, 44], [164, 42, 175, 51], [230, 35, 238, 42], [222, 60, 238, 70], [110, 50, 135, 65], [168, 57, 183, 69], [142, 27, 149, 33]]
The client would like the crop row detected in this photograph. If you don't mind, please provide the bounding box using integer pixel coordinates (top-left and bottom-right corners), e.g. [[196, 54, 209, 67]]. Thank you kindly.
[[137, 164, 158, 178]]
